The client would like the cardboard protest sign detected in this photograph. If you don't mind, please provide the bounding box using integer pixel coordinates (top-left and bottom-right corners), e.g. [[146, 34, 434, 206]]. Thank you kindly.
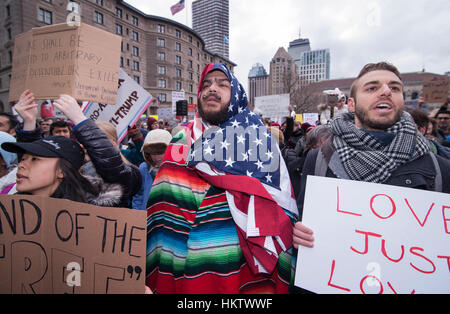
[[82, 69, 154, 143], [0, 195, 146, 294], [423, 76, 450, 104], [254, 94, 290, 120], [296, 176, 450, 294], [9, 23, 121, 104]]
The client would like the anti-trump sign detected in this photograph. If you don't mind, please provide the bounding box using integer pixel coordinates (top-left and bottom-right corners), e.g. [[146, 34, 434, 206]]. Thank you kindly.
[[295, 176, 450, 294], [82, 69, 154, 143]]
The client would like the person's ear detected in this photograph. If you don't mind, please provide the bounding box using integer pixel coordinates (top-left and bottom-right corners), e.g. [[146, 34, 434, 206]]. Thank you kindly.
[[56, 167, 64, 180], [348, 97, 356, 113]]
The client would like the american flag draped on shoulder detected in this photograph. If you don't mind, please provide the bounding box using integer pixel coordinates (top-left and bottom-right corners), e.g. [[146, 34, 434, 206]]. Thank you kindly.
[[187, 63, 298, 275]]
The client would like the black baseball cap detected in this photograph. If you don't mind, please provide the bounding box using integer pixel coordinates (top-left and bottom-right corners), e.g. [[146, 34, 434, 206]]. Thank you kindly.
[[1, 136, 85, 170]]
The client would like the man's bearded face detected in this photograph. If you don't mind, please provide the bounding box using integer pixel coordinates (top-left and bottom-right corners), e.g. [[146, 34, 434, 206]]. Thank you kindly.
[[198, 70, 231, 126]]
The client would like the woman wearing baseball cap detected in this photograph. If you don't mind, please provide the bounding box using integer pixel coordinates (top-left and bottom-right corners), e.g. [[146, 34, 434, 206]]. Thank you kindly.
[[2, 136, 96, 202]]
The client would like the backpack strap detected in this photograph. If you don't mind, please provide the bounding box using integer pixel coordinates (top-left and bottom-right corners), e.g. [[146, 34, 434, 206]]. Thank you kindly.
[[429, 153, 443, 192]]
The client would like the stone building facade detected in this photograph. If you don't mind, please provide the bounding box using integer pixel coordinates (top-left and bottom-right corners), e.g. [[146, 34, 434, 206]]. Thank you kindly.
[[0, 0, 236, 113]]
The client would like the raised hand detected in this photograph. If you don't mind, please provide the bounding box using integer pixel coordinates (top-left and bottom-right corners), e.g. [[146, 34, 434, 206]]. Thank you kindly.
[[14, 90, 39, 130], [53, 94, 87, 125]]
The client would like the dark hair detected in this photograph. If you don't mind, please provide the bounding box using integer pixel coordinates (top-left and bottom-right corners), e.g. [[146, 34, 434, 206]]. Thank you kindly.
[[350, 62, 402, 99], [50, 120, 72, 135], [51, 158, 99, 203], [410, 109, 430, 129], [304, 125, 332, 151], [0, 112, 19, 130]]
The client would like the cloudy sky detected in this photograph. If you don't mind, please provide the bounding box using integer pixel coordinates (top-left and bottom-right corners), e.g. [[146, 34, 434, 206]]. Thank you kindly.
[[125, 0, 450, 86]]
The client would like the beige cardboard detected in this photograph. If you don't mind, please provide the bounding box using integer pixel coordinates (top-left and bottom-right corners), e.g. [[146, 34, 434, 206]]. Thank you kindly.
[[422, 75, 450, 104], [9, 23, 121, 104], [0, 195, 146, 294]]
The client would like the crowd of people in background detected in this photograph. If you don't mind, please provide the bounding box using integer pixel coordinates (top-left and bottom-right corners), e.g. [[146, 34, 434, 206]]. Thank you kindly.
[[0, 62, 449, 294]]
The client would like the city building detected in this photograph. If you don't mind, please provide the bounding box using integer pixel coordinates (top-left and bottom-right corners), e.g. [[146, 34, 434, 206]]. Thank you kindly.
[[268, 47, 299, 96], [298, 49, 330, 85], [288, 37, 330, 86], [0, 0, 236, 113], [247, 63, 268, 108], [192, 0, 229, 60]]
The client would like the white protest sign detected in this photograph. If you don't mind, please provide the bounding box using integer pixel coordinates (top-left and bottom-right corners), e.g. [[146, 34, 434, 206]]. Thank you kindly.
[[254, 94, 290, 120], [172, 90, 185, 115], [302, 113, 319, 126], [82, 69, 154, 143], [296, 176, 450, 294]]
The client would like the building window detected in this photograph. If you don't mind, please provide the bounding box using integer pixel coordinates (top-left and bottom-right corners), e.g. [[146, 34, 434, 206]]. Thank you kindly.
[[158, 66, 166, 75], [188, 35, 192, 43], [132, 16, 139, 26], [133, 75, 140, 84], [38, 8, 53, 25], [132, 31, 139, 42], [94, 0, 103, 5], [175, 42, 181, 52], [132, 46, 139, 57], [158, 80, 166, 88], [176, 81, 182, 91], [94, 11, 103, 24], [175, 55, 181, 65], [188, 60, 193, 69], [7, 28, 12, 41], [115, 7, 122, 18], [175, 29, 181, 38], [133, 61, 140, 71], [6, 5, 11, 17], [115, 24, 123, 35], [157, 24, 165, 33], [159, 94, 167, 102], [157, 52, 165, 61], [189, 84, 193, 93], [188, 48, 192, 56], [176, 69, 182, 77], [120, 57, 124, 67], [157, 38, 165, 47]]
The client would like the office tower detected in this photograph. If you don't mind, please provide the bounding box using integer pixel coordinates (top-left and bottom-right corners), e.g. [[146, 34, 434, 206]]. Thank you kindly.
[[288, 36, 330, 86], [248, 63, 269, 107], [192, 0, 229, 59]]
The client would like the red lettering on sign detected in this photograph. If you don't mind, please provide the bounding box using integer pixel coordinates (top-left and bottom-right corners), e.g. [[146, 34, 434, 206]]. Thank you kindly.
[[327, 260, 351, 292], [350, 230, 382, 255], [360, 275, 383, 294], [437, 255, 450, 273], [381, 239, 405, 263], [443, 206, 450, 234], [387, 282, 416, 294], [404, 199, 435, 227], [336, 187, 362, 217], [370, 194, 396, 220], [410, 247, 436, 275]]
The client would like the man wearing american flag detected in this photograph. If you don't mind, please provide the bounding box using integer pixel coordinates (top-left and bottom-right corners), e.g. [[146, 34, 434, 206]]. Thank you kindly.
[[145, 63, 299, 294]]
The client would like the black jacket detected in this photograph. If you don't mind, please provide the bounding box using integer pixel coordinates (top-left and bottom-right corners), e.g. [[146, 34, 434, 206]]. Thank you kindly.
[[73, 119, 142, 208]]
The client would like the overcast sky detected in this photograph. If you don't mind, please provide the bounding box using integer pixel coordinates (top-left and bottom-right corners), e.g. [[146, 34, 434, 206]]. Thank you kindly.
[[125, 0, 450, 86]]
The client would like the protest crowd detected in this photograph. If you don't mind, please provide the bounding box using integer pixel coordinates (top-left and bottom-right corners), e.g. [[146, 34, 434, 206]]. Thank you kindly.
[[1, 60, 449, 295]]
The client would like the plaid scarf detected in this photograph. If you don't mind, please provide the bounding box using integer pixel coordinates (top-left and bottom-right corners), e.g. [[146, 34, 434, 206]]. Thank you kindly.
[[331, 111, 430, 183]]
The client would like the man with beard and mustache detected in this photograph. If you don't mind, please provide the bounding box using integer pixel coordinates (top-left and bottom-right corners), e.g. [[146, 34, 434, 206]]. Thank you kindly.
[[293, 62, 450, 250], [145, 64, 298, 294]]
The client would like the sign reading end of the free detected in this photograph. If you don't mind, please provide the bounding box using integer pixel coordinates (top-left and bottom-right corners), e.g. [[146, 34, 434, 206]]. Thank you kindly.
[[295, 176, 450, 294]]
